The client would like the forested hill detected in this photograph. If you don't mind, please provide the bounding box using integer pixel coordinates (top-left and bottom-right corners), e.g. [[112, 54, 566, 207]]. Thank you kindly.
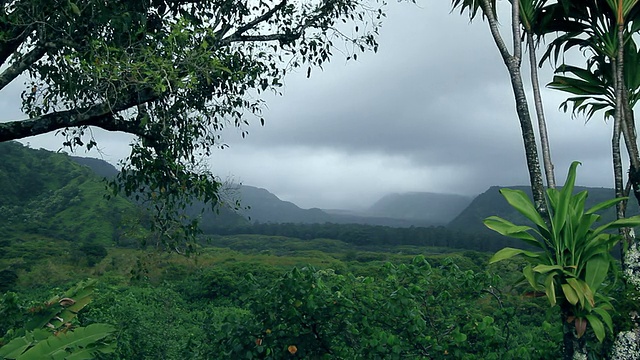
[[0, 141, 145, 250], [448, 185, 640, 235]]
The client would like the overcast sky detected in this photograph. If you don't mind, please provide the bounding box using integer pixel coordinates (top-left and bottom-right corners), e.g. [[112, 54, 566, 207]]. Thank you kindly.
[[7, 1, 620, 210]]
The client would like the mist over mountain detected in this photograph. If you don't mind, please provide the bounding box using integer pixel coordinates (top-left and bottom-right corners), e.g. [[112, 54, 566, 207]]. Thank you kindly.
[[366, 192, 472, 225], [234, 185, 333, 224]]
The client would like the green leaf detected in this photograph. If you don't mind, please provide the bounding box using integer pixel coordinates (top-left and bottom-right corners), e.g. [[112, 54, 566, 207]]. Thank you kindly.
[[566, 278, 586, 307], [586, 197, 627, 214], [552, 162, 580, 241], [483, 216, 541, 248], [489, 248, 541, 264], [533, 264, 563, 274], [499, 189, 548, 230], [0, 336, 32, 359], [585, 314, 606, 342], [16, 324, 115, 359], [585, 255, 609, 292], [523, 265, 541, 291], [592, 215, 640, 237], [561, 283, 579, 305], [69, 2, 81, 16], [592, 307, 614, 333], [544, 272, 557, 306]]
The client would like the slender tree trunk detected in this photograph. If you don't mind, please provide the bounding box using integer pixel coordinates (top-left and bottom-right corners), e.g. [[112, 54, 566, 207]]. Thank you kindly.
[[613, 23, 632, 243], [479, 0, 548, 219], [620, 89, 640, 207], [527, 32, 555, 188], [561, 304, 586, 360]]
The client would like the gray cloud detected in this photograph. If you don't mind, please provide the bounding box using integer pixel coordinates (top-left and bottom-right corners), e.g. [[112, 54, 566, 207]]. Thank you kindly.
[[4, 0, 625, 209]]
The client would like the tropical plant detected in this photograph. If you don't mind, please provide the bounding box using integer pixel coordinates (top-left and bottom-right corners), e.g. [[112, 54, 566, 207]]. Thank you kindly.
[[0, 279, 115, 359], [485, 161, 640, 358], [541, 0, 640, 216]]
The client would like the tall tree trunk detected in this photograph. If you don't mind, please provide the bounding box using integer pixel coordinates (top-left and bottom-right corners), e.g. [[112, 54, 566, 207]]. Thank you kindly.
[[561, 304, 587, 360], [527, 32, 556, 189], [620, 88, 640, 207], [613, 23, 632, 247], [480, 0, 548, 219]]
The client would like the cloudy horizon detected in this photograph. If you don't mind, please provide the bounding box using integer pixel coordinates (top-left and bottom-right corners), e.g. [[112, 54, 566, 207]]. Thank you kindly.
[[6, 0, 622, 210]]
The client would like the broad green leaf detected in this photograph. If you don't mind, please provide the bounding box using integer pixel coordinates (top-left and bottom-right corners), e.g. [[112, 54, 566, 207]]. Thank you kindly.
[[0, 336, 32, 359], [592, 215, 640, 237], [17, 324, 115, 359], [483, 216, 541, 248], [533, 264, 563, 274], [574, 213, 599, 246], [566, 278, 586, 307], [552, 162, 580, 241], [585, 254, 610, 292], [556, 64, 606, 85], [544, 272, 557, 306], [585, 314, 606, 342], [489, 247, 541, 264], [523, 265, 541, 291], [593, 307, 614, 333], [561, 283, 579, 305], [499, 189, 548, 230], [548, 75, 608, 96], [586, 197, 627, 214]]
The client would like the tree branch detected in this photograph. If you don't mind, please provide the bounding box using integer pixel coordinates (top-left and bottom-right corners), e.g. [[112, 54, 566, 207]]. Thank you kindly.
[[222, 32, 302, 44], [0, 89, 160, 142], [234, 0, 288, 36], [0, 42, 47, 91]]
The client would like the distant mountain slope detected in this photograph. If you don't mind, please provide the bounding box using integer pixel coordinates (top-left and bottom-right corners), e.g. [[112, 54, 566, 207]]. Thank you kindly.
[[65, 153, 249, 228], [0, 142, 146, 248], [235, 185, 333, 224], [70, 156, 119, 178], [229, 187, 462, 226], [448, 185, 640, 235], [367, 192, 472, 225]]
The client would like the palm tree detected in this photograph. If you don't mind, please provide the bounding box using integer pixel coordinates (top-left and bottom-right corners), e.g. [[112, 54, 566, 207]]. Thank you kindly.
[[540, 0, 640, 238], [451, 0, 549, 219], [520, 0, 557, 188]]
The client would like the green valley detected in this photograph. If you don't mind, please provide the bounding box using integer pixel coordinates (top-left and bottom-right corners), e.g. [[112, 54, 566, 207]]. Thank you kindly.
[[0, 143, 633, 359]]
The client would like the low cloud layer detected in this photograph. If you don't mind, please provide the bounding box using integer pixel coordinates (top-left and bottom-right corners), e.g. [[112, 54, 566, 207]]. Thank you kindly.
[[8, 1, 622, 210]]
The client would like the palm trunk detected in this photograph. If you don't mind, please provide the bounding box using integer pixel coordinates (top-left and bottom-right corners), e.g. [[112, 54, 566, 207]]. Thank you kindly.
[[620, 89, 640, 207], [527, 32, 556, 188], [613, 23, 631, 244], [479, 0, 548, 219]]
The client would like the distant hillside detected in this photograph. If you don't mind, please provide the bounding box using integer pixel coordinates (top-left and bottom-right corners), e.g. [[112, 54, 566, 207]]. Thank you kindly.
[[448, 185, 640, 236], [0, 142, 147, 254], [367, 192, 472, 225], [226, 187, 461, 227], [70, 156, 119, 178], [66, 154, 249, 228], [234, 185, 333, 224]]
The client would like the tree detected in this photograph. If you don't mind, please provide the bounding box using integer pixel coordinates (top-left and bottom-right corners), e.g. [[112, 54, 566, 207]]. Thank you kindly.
[[542, 0, 640, 222], [451, 0, 551, 218], [0, 0, 385, 249]]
